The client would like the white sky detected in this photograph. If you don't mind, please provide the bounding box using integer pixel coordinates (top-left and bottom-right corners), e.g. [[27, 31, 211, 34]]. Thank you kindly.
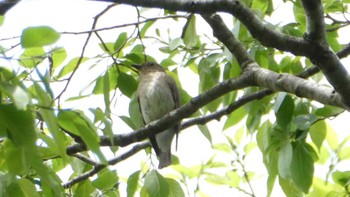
[[1, 0, 350, 196]]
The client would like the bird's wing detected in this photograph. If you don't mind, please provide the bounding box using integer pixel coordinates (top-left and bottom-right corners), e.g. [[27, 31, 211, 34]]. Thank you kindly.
[[137, 95, 161, 156], [166, 76, 181, 150]]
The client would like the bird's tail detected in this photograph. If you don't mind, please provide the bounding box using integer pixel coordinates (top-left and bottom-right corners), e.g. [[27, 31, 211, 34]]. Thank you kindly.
[[158, 150, 172, 169]]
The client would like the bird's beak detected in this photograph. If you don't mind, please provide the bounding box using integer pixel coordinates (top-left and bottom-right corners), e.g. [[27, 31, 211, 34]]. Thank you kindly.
[[129, 64, 141, 74], [131, 64, 141, 70]]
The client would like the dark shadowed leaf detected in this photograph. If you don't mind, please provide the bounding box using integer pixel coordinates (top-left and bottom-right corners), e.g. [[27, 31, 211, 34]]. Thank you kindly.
[[118, 72, 138, 98]]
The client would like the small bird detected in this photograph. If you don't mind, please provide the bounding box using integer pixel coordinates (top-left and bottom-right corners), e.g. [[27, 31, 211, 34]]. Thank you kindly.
[[132, 62, 180, 169]]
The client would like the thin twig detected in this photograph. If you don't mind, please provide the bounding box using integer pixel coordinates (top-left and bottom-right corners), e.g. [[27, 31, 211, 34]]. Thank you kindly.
[[63, 141, 150, 188]]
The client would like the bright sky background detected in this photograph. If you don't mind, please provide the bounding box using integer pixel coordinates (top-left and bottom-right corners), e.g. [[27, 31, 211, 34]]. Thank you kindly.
[[1, 0, 350, 196]]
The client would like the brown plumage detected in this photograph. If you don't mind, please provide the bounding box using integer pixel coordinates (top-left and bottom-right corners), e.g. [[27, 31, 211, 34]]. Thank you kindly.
[[133, 62, 180, 169]]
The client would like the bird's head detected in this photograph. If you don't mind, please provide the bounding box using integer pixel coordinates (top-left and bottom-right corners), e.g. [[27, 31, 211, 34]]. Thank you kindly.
[[131, 62, 166, 75]]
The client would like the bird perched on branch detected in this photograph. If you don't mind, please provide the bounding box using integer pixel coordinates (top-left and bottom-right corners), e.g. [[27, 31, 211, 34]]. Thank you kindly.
[[132, 62, 180, 169]]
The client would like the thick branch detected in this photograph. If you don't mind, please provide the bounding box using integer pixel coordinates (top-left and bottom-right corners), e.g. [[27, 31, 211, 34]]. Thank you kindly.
[[201, 14, 253, 67], [301, 0, 327, 47], [299, 0, 350, 109], [98, 0, 309, 56], [0, 0, 19, 15], [246, 64, 344, 108], [203, 13, 350, 110]]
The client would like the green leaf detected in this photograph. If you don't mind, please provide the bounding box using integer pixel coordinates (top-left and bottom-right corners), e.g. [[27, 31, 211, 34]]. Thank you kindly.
[[315, 105, 344, 117], [92, 170, 119, 190], [127, 171, 140, 197], [309, 177, 341, 197], [51, 47, 67, 69], [0, 104, 36, 150], [169, 38, 183, 51], [0, 16, 4, 26], [0, 83, 30, 110], [338, 147, 350, 160], [274, 93, 294, 129], [98, 42, 115, 54], [279, 176, 303, 197], [93, 66, 118, 94], [142, 170, 169, 197], [326, 124, 338, 150], [18, 47, 46, 68], [332, 171, 350, 187], [57, 57, 88, 79], [213, 143, 231, 153], [197, 125, 212, 145], [129, 95, 144, 129], [0, 105, 64, 195], [182, 15, 198, 48], [74, 180, 96, 197], [291, 142, 314, 193], [309, 120, 327, 152], [140, 21, 155, 37], [293, 114, 318, 131], [18, 178, 40, 197], [118, 72, 138, 98], [58, 110, 106, 163], [223, 107, 246, 130], [166, 178, 185, 197], [114, 32, 128, 51], [21, 26, 60, 48], [246, 110, 262, 133], [34, 82, 67, 159], [244, 142, 257, 154], [278, 142, 293, 179], [234, 127, 245, 144]]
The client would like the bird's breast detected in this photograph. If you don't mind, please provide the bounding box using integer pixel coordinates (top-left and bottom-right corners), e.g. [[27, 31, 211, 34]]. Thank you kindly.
[[138, 73, 175, 123]]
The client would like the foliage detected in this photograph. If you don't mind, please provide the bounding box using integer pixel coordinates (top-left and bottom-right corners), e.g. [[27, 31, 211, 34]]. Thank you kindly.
[[1, 0, 350, 196]]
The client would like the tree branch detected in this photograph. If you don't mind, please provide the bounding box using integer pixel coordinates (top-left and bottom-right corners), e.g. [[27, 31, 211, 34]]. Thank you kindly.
[[65, 1, 350, 155], [97, 0, 310, 56], [301, 0, 327, 47], [181, 90, 271, 130], [0, 0, 19, 15], [64, 141, 150, 188], [202, 13, 349, 109], [66, 74, 253, 154], [300, 0, 350, 109], [92, 0, 350, 109]]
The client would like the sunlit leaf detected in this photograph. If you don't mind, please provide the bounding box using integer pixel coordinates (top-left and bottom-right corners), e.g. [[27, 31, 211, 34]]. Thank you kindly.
[[21, 26, 60, 48], [223, 107, 246, 131], [92, 170, 119, 190], [197, 125, 212, 145], [57, 57, 88, 79], [114, 32, 128, 51], [309, 120, 327, 152], [18, 47, 46, 68], [98, 42, 115, 54], [127, 170, 140, 197], [58, 110, 106, 163], [182, 15, 198, 48], [51, 47, 67, 69], [332, 171, 350, 187]]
